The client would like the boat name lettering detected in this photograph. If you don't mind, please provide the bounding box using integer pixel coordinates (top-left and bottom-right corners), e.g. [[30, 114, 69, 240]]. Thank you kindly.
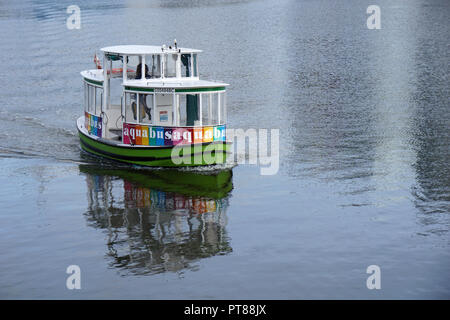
[[154, 88, 175, 94], [122, 123, 226, 146]]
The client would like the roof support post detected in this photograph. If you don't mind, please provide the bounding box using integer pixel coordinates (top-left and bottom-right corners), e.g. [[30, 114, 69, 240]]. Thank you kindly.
[[190, 53, 194, 79], [172, 92, 177, 126], [137, 93, 140, 124], [209, 94, 213, 125], [141, 55, 146, 80], [152, 94, 156, 125], [218, 92, 221, 124], [123, 55, 127, 83], [176, 53, 181, 78], [102, 52, 108, 115], [223, 92, 227, 124], [199, 93, 202, 126]]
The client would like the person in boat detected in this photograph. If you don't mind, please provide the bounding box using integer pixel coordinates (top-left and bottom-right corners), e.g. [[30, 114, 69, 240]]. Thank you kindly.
[[132, 63, 152, 121]]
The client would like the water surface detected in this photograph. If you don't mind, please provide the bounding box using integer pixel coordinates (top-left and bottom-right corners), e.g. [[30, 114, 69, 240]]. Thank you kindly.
[[0, 0, 449, 299]]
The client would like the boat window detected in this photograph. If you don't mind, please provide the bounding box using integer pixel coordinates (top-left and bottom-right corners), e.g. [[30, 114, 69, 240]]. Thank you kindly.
[[176, 93, 200, 126], [200, 93, 210, 125], [164, 53, 177, 78], [88, 85, 95, 114], [174, 92, 225, 126], [186, 94, 199, 125], [153, 93, 174, 126], [147, 91, 226, 127], [95, 87, 102, 114], [198, 92, 226, 125], [178, 95, 187, 126], [147, 55, 161, 78], [210, 93, 218, 124], [192, 54, 198, 77], [125, 55, 139, 80], [84, 82, 88, 113], [201, 93, 217, 125], [218, 91, 226, 124], [106, 54, 124, 79], [138, 93, 153, 124], [123, 91, 154, 124], [181, 54, 191, 77], [124, 92, 138, 123], [84, 83, 103, 115]]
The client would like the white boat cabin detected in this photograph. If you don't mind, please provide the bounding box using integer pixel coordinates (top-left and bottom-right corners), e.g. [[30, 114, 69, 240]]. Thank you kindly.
[[80, 44, 228, 146]]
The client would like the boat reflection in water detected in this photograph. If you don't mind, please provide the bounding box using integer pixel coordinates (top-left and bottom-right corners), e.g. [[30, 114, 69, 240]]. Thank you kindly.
[[80, 164, 233, 276]]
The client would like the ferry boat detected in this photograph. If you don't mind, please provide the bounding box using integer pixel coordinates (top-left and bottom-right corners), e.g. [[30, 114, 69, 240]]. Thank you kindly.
[[77, 43, 230, 167]]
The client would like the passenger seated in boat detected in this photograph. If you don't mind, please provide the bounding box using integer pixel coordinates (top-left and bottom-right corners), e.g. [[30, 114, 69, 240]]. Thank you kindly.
[[136, 63, 150, 79], [132, 63, 152, 120], [131, 97, 151, 121]]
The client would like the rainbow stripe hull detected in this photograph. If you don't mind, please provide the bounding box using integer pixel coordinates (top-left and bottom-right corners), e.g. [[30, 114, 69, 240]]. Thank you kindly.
[[77, 119, 230, 167]]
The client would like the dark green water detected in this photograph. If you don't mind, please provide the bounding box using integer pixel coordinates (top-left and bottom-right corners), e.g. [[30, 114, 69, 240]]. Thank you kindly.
[[0, 0, 449, 298]]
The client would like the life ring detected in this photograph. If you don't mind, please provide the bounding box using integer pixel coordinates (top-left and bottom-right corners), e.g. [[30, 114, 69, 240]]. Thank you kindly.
[[108, 68, 135, 74], [94, 54, 134, 74], [97, 66, 135, 75]]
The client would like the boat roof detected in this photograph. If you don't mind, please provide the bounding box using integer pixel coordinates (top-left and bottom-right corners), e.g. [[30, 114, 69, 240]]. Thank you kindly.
[[81, 70, 229, 88], [124, 79, 229, 89], [101, 45, 202, 55]]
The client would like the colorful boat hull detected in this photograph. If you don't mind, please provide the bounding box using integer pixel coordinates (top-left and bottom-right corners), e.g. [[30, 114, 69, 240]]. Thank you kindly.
[[77, 118, 230, 167]]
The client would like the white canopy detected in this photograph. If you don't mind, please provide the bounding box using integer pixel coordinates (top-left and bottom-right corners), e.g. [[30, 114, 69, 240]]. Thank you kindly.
[[101, 45, 202, 55]]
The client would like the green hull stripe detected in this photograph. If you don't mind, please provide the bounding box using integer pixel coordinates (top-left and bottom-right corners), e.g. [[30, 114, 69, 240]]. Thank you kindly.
[[175, 87, 226, 93], [79, 130, 229, 166], [124, 86, 154, 92], [124, 86, 225, 93], [81, 139, 165, 161], [81, 141, 228, 167], [84, 78, 103, 86], [81, 138, 227, 162]]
